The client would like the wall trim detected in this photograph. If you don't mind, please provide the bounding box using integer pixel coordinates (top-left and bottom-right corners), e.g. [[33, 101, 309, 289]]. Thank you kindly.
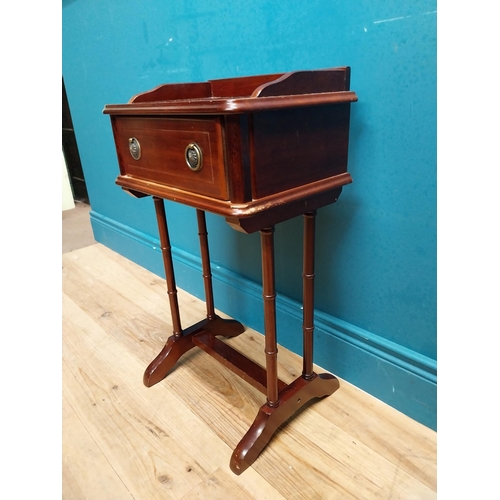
[[90, 210, 437, 429]]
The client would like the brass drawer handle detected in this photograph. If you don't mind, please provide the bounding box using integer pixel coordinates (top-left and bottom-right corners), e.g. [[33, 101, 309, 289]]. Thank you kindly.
[[128, 137, 141, 160], [185, 143, 203, 172]]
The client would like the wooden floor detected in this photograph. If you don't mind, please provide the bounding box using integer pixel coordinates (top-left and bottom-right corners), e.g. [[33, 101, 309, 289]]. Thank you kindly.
[[62, 243, 437, 499]]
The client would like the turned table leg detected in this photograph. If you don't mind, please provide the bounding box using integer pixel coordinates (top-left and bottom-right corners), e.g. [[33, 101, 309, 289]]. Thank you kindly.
[[196, 209, 215, 321], [155, 197, 182, 338], [143, 201, 244, 388], [261, 227, 279, 408], [143, 198, 187, 387], [230, 215, 339, 474], [195, 209, 244, 339], [302, 211, 316, 380]]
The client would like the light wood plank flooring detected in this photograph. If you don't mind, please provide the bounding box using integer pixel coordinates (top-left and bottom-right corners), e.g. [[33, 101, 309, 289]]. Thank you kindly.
[[62, 243, 437, 499]]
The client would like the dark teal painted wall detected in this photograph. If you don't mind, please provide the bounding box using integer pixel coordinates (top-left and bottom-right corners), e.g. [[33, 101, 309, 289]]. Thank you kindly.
[[63, 1, 437, 428]]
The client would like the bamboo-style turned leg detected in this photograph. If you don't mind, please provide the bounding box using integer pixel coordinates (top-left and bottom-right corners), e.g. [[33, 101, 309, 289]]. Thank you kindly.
[[230, 215, 340, 475], [144, 200, 338, 474], [143, 197, 187, 387], [260, 227, 279, 408], [302, 211, 316, 379], [195, 209, 244, 338], [155, 197, 182, 338], [196, 209, 216, 321], [144, 201, 244, 387]]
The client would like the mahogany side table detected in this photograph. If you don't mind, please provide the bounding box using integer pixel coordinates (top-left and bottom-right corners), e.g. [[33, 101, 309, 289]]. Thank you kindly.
[[104, 67, 357, 474]]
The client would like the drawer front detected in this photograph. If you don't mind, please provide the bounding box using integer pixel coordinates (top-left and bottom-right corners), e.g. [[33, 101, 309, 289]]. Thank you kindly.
[[112, 117, 228, 200]]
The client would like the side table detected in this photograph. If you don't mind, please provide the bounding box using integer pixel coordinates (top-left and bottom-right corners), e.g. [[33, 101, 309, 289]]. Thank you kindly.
[[104, 67, 357, 473]]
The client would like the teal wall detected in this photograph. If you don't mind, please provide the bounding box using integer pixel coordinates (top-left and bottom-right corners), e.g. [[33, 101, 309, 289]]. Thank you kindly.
[[63, 1, 437, 429]]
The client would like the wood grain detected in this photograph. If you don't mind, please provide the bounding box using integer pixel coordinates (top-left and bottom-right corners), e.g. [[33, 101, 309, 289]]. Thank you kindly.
[[63, 243, 436, 499], [111, 116, 228, 200], [105, 68, 356, 234], [62, 393, 134, 500]]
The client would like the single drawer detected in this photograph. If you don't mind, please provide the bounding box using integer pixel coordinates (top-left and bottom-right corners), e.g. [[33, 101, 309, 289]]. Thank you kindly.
[[111, 116, 228, 200]]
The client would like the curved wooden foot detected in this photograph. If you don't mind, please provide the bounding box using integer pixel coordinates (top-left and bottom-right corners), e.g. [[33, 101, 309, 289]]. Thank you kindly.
[[143, 316, 245, 388], [204, 316, 246, 338], [230, 372, 339, 474], [143, 331, 195, 388]]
